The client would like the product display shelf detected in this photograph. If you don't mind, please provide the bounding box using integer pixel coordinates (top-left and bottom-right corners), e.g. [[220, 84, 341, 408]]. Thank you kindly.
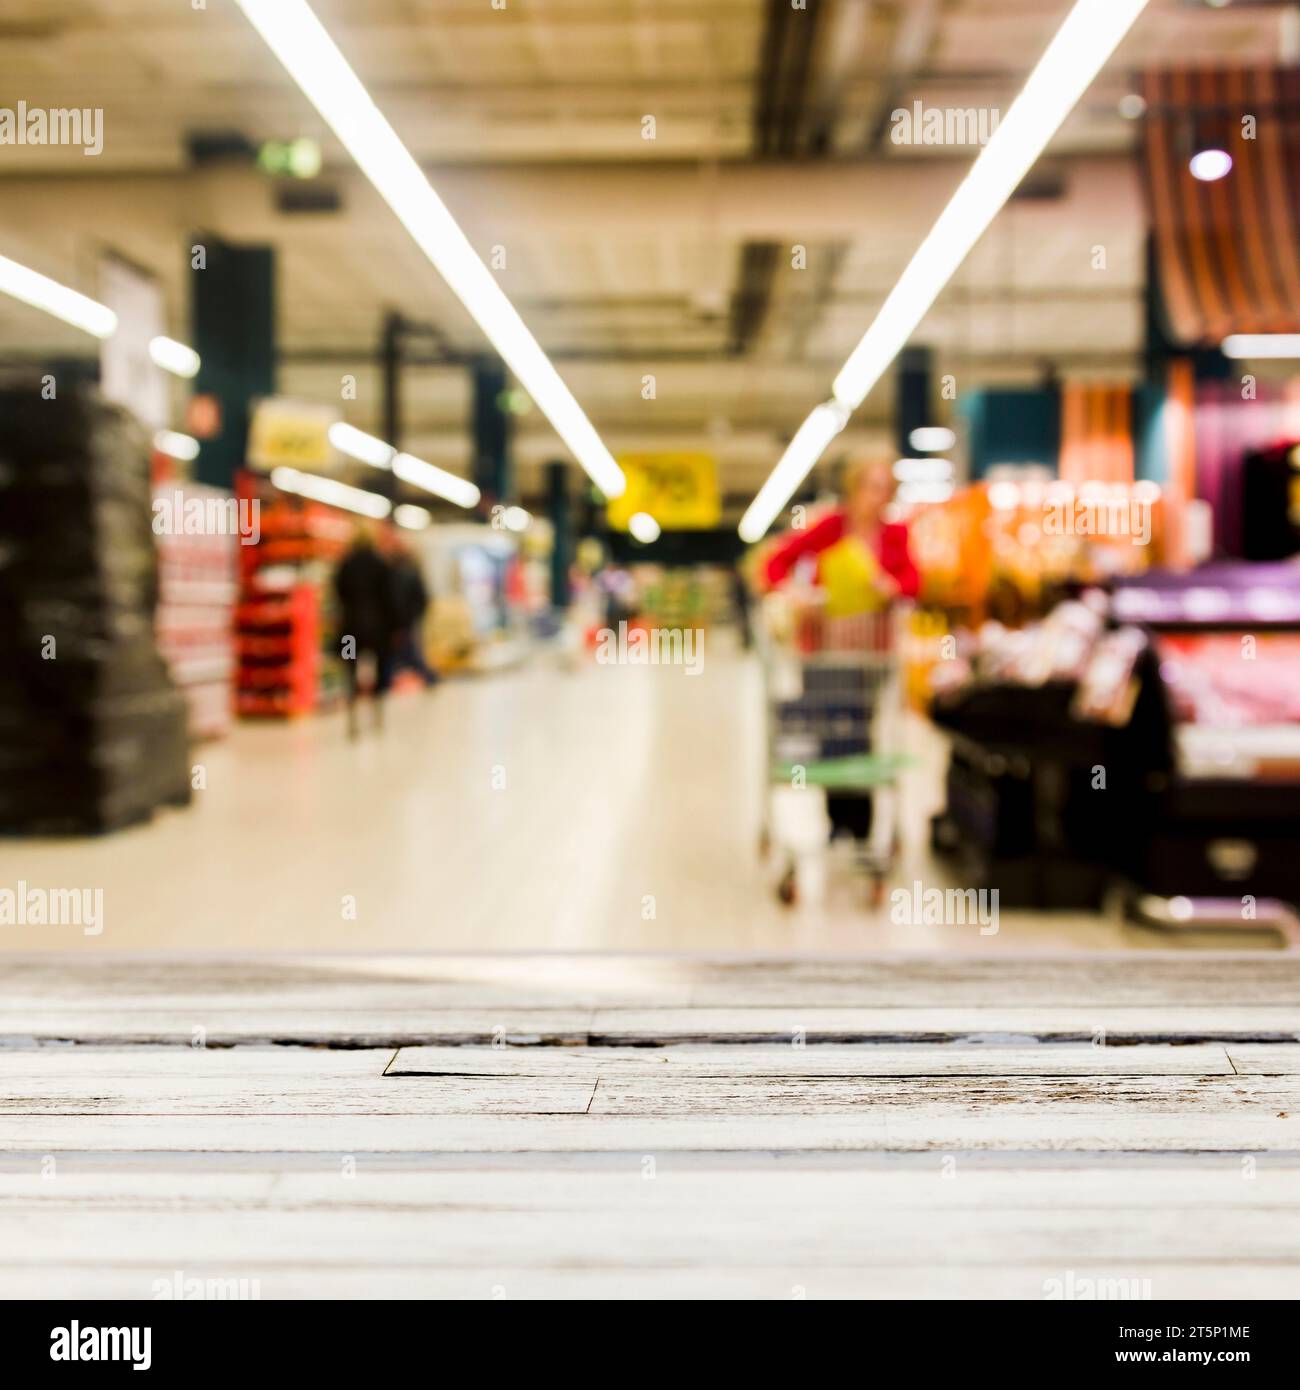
[[152, 482, 239, 739], [234, 474, 350, 718], [235, 584, 320, 718]]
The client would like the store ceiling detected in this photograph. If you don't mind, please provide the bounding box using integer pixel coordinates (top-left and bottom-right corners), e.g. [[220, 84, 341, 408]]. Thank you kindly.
[[0, 0, 1289, 503]]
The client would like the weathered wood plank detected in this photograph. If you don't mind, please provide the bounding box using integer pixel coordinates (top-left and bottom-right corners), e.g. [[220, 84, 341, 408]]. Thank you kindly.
[[588, 1006, 1300, 1042], [0, 1073, 597, 1117], [3, 1110, 1298, 1150], [1227, 1044, 1300, 1074], [389, 1042, 1237, 1077], [0, 1011, 594, 1045], [586, 1074, 1300, 1115], [3, 1005, 1291, 1045], [0, 1050, 386, 1079], [2, 1204, 1296, 1266], [4, 1165, 1297, 1211], [2, 952, 1296, 1010]]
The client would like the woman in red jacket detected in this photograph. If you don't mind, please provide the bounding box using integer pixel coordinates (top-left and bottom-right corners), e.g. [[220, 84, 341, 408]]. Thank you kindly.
[[761, 456, 920, 604]]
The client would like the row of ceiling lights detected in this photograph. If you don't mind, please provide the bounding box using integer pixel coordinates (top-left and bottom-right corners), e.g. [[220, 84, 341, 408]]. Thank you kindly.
[[0, 0, 1287, 547]]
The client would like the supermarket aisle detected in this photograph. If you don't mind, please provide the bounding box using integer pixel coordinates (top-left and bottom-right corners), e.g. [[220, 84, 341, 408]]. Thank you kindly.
[[2, 640, 1267, 952]]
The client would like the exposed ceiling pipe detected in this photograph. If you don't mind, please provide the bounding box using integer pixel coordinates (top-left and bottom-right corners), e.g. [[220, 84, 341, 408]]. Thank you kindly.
[[865, 0, 944, 150], [806, 0, 878, 154], [730, 0, 832, 356]]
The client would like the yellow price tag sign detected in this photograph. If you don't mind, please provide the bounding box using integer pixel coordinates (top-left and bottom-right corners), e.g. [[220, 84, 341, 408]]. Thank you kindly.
[[247, 398, 335, 471], [608, 452, 721, 531]]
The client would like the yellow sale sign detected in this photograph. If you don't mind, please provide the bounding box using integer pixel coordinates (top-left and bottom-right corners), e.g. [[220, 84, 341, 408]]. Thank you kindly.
[[247, 398, 335, 471], [608, 452, 721, 531]]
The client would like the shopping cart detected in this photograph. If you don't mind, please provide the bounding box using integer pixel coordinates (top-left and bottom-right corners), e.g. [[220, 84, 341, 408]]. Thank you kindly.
[[757, 593, 911, 907]]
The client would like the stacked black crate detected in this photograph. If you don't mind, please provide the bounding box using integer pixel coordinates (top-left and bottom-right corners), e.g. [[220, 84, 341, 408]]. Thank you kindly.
[[0, 376, 191, 833]]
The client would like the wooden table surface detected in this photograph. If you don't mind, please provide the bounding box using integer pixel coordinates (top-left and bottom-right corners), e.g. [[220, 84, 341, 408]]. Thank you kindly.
[[2, 952, 1298, 1299]]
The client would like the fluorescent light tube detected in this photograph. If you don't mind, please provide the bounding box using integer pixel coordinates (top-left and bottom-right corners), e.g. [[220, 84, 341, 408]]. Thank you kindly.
[[738, 401, 849, 544], [232, 0, 625, 499], [1222, 334, 1300, 359], [0, 252, 117, 338], [908, 426, 956, 453], [893, 457, 953, 484], [393, 503, 432, 530], [149, 336, 201, 378], [153, 430, 200, 462], [737, 0, 1149, 540], [271, 466, 392, 518], [832, 0, 1148, 413], [628, 511, 661, 544], [393, 451, 482, 509], [330, 421, 395, 468], [331, 425, 478, 508]]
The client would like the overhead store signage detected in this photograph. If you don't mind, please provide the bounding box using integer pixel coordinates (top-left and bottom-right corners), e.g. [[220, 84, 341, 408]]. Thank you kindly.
[[247, 397, 335, 471], [608, 453, 721, 531]]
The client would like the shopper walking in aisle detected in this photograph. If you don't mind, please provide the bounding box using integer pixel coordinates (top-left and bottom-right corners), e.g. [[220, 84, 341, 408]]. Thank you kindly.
[[334, 524, 400, 738], [758, 455, 921, 850], [387, 538, 437, 688], [760, 455, 921, 603]]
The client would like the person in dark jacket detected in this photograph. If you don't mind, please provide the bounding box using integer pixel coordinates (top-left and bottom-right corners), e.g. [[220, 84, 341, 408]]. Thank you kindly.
[[388, 540, 436, 687], [334, 524, 399, 737]]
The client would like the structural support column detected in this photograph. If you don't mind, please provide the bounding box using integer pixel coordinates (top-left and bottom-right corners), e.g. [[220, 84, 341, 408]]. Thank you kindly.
[[546, 461, 572, 610], [471, 356, 511, 510], [192, 237, 275, 490], [894, 345, 931, 458], [375, 310, 404, 502]]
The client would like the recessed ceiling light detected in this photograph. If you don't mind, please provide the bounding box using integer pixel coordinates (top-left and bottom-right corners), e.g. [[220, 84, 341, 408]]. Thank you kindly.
[[629, 512, 661, 544], [1189, 148, 1232, 181], [908, 426, 956, 452], [1118, 93, 1147, 120], [894, 457, 954, 484], [1221, 334, 1300, 359]]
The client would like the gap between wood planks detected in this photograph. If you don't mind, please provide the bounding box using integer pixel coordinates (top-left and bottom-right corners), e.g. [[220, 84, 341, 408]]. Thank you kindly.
[[6, 1030, 1300, 1049]]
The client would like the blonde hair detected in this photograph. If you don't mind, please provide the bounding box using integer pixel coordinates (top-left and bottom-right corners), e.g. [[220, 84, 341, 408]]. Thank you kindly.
[[841, 455, 894, 497]]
